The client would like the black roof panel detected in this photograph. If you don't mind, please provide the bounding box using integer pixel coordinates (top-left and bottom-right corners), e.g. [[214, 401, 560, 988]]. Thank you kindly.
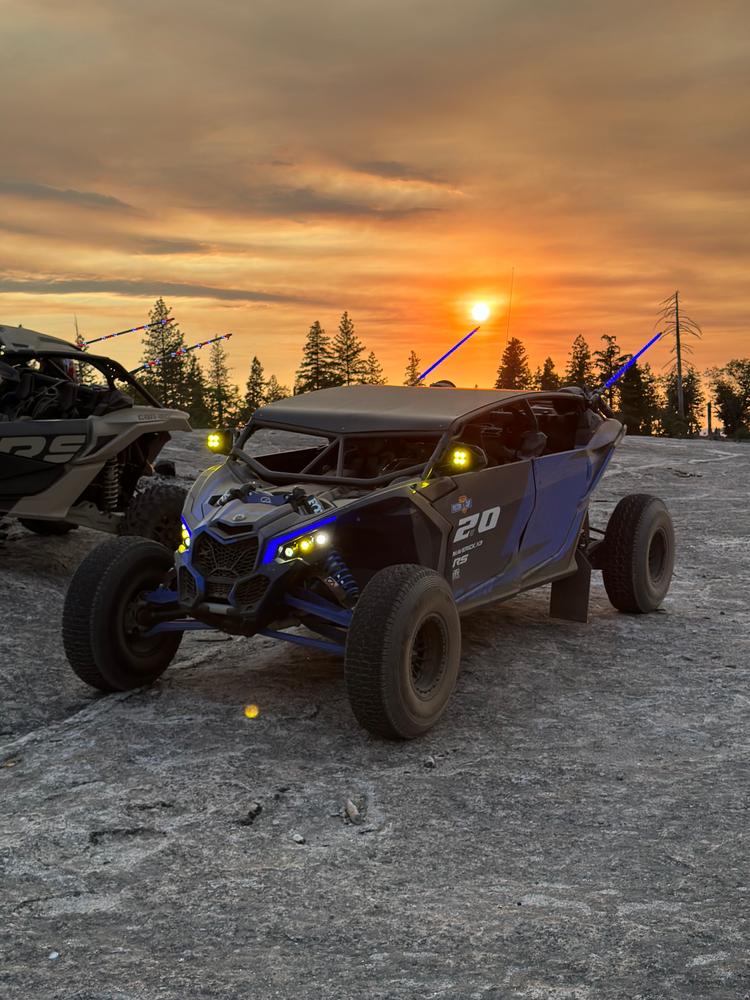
[[253, 384, 524, 434], [0, 324, 84, 357]]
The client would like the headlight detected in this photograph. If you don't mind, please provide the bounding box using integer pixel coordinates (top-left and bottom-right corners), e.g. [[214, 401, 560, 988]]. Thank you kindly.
[[178, 518, 191, 553], [278, 529, 331, 562], [262, 517, 336, 564]]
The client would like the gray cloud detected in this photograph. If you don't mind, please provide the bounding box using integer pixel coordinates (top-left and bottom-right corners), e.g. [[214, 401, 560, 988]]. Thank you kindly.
[[0, 277, 310, 304], [353, 161, 448, 185], [0, 180, 132, 210]]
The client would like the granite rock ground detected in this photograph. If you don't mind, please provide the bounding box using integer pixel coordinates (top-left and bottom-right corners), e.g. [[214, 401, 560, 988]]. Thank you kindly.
[[1, 433, 748, 999]]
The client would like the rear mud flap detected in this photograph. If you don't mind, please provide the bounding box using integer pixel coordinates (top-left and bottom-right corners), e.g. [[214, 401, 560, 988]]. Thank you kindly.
[[549, 549, 592, 623]]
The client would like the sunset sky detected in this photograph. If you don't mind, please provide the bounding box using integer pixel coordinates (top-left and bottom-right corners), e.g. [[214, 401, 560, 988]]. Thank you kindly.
[[1, 0, 748, 388]]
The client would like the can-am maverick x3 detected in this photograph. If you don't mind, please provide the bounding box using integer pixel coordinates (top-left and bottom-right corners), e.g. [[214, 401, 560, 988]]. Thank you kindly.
[[0, 323, 190, 545]]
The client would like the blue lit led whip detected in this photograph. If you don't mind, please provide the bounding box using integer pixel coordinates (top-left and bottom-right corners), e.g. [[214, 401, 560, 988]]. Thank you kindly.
[[84, 317, 176, 347], [419, 326, 480, 382], [598, 331, 663, 394], [129, 333, 233, 374]]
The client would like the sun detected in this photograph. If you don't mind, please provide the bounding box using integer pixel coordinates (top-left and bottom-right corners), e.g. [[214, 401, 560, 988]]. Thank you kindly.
[[471, 302, 491, 323]]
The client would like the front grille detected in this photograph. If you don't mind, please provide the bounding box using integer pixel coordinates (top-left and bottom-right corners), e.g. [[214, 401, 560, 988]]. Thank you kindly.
[[179, 567, 198, 604], [206, 580, 232, 601], [234, 575, 269, 609], [191, 532, 259, 579]]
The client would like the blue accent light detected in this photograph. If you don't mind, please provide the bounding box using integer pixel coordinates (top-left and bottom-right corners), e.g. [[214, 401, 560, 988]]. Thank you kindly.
[[419, 326, 480, 382], [603, 331, 663, 390], [261, 515, 337, 564]]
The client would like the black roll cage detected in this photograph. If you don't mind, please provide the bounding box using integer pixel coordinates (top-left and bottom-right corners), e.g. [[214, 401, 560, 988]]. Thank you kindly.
[[231, 391, 592, 489], [0, 348, 163, 408]]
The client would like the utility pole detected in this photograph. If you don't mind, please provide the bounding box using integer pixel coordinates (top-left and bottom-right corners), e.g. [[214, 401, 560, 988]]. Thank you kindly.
[[674, 290, 684, 420], [505, 267, 515, 346]]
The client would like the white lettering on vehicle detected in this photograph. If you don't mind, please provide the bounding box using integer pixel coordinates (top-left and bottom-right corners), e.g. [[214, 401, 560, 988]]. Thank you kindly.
[[454, 504, 501, 542], [0, 434, 86, 463]]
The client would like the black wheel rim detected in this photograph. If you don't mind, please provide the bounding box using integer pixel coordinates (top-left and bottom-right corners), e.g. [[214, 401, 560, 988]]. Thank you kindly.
[[409, 614, 449, 700], [119, 576, 170, 666], [648, 527, 669, 583]]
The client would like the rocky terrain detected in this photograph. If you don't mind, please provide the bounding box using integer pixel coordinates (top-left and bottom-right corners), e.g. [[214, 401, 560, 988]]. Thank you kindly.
[[1, 433, 748, 999]]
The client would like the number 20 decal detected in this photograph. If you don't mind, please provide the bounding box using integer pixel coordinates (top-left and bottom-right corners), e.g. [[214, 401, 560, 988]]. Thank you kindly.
[[454, 505, 501, 541]]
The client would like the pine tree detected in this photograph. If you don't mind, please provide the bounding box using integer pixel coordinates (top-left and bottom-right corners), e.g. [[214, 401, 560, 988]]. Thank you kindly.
[[362, 350, 386, 385], [330, 311, 367, 385], [619, 361, 661, 435], [183, 352, 212, 426], [495, 337, 532, 390], [564, 335, 594, 388], [593, 334, 628, 407], [242, 355, 266, 420], [404, 351, 423, 386], [295, 321, 335, 394], [533, 356, 561, 391], [659, 366, 704, 437], [205, 340, 240, 426], [265, 374, 290, 403], [709, 360, 750, 438], [138, 298, 186, 408]]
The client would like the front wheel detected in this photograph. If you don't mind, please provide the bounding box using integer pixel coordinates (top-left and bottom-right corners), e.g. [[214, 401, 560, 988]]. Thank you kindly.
[[601, 494, 675, 613], [345, 565, 461, 739], [62, 536, 182, 692]]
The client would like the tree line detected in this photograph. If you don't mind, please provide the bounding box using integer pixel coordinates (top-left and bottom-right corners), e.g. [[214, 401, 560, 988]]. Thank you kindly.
[[134, 297, 750, 437]]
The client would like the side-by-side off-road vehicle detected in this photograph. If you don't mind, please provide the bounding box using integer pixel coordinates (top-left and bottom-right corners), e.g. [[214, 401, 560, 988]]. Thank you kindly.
[[0, 324, 190, 545], [63, 383, 675, 739]]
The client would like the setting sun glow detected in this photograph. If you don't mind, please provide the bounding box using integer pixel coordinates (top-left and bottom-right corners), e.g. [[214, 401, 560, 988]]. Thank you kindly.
[[471, 302, 491, 323]]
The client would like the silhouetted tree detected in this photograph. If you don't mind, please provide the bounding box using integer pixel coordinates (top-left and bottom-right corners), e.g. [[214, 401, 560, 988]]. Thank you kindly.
[[619, 361, 660, 435], [139, 298, 186, 408], [295, 321, 335, 394], [242, 355, 266, 420], [330, 312, 366, 385], [533, 356, 561, 391], [709, 359, 750, 438], [564, 334, 594, 388], [183, 352, 212, 426], [495, 337, 532, 390], [404, 351, 423, 386], [264, 374, 290, 403], [205, 340, 240, 425], [593, 334, 628, 407], [659, 366, 704, 437], [362, 350, 386, 384]]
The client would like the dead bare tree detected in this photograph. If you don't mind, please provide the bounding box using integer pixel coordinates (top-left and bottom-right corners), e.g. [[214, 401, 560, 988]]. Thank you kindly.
[[656, 291, 701, 420]]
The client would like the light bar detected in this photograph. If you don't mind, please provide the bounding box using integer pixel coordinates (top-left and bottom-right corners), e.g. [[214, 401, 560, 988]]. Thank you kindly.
[[261, 515, 336, 564]]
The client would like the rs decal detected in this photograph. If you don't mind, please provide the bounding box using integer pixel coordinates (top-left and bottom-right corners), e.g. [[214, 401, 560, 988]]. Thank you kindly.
[[454, 504, 501, 542], [0, 434, 86, 463]]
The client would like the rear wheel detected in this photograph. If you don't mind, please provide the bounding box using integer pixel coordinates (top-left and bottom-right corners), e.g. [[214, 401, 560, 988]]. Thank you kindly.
[[601, 494, 675, 613], [120, 483, 187, 550], [19, 518, 76, 536], [345, 564, 461, 739], [62, 536, 182, 692]]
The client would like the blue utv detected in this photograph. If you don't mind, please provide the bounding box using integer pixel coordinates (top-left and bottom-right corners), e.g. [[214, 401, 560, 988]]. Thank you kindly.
[[63, 384, 675, 739]]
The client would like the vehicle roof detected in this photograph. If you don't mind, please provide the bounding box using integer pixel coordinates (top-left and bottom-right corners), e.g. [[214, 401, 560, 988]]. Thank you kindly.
[[252, 384, 526, 434], [0, 323, 85, 357]]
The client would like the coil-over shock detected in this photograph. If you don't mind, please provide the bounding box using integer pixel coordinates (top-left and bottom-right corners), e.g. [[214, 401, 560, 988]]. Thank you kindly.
[[323, 550, 359, 602]]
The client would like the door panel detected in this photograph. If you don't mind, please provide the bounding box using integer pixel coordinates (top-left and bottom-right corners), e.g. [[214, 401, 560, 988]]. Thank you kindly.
[[432, 460, 535, 608]]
